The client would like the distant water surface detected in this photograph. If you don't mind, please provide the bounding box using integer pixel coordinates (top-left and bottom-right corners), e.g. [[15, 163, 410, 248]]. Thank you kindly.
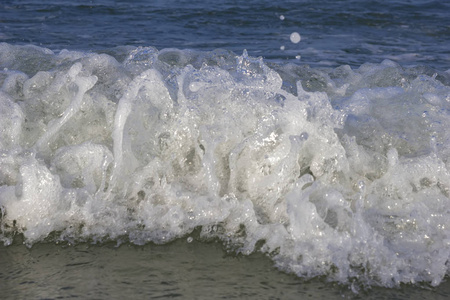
[[0, 0, 449, 69]]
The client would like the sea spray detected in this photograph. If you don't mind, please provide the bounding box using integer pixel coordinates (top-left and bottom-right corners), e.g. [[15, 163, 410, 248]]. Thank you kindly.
[[1, 44, 450, 288]]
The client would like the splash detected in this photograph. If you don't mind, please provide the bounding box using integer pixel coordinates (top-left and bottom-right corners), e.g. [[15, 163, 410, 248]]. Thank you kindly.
[[1, 44, 450, 288]]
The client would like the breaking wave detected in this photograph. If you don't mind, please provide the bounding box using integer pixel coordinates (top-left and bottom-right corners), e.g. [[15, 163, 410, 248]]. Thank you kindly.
[[1, 43, 450, 288]]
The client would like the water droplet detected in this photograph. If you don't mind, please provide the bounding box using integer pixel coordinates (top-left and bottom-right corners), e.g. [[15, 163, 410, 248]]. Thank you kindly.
[[280, 45, 285, 51], [290, 32, 301, 44], [279, 15, 285, 21], [295, 55, 301, 60]]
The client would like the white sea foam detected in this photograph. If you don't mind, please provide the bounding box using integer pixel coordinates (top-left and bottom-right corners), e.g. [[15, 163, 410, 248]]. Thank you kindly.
[[1, 44, 450, 288]]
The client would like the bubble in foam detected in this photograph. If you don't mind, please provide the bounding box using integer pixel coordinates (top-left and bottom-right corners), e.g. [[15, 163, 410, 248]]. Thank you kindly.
[[290, 32, 301, 44], [189, 81, 205, 92]]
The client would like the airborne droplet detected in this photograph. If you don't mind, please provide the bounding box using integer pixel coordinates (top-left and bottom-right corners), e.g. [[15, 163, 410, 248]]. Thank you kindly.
[[290, 32, 301, 44]]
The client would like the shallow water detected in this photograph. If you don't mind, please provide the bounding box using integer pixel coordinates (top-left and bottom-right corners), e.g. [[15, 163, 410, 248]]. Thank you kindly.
[[1, 238, 450, 299]]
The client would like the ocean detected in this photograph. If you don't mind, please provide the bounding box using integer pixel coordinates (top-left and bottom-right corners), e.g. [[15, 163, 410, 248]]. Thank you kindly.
[[1, 0, 450, 299]]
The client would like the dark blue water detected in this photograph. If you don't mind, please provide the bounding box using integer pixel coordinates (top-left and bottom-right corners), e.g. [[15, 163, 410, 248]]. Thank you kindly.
[[1, 0, 449, 69]]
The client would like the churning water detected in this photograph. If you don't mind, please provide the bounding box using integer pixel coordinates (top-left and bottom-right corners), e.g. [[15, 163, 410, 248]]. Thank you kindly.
[[1, 0, 450, 298]]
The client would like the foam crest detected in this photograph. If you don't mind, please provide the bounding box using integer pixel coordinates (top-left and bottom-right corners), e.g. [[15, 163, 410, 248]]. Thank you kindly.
[[1, 44, 450, 288]]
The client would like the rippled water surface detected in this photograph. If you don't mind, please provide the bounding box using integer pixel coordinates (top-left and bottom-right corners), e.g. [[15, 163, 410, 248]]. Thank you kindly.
[[1, 0, 449, 69], [2, 239, 450, 299]]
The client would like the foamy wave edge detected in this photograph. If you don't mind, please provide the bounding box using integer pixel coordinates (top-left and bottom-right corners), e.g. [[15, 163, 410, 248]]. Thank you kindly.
[[1, 43, 450, 289]]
